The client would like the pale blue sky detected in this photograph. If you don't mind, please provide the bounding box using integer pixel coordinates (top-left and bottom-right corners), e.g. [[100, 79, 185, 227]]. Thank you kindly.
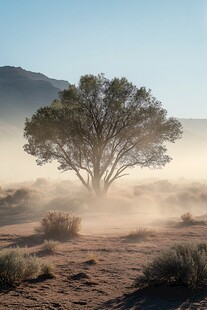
[[1, 0, 207, 118]]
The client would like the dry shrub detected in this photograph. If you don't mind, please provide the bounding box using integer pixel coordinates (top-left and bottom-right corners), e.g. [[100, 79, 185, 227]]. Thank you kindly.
[[42, 240, 60, 254], [136, 242, 207, 289], [0, 188, 33, 212], [181, 212, 194, 225], [0, 247, 40, 288], [41, 262, 55, 278], [126, 226, 155, 241], [179, 212, 204, 226], [36, 210, 81, 240]]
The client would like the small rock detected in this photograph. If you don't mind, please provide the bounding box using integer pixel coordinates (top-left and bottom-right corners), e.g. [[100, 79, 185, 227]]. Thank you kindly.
[[70, 272, 89, 280]]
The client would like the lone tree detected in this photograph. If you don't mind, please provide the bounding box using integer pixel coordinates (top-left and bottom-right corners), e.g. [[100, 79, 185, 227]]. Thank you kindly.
[[24, 74, 182, 196]]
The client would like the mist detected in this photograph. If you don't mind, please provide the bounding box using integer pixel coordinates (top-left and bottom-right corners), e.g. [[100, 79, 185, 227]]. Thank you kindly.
[[1, 119, 207, 182], [1, 176, 207, 233], [1, 118, 207, 234]]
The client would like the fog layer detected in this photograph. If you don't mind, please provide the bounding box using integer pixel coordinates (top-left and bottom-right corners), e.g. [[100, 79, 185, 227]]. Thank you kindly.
[[1, 119, 207, 183]]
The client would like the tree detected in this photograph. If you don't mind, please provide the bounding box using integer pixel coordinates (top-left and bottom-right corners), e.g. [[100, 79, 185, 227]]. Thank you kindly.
[[24, 74, 182, 196]]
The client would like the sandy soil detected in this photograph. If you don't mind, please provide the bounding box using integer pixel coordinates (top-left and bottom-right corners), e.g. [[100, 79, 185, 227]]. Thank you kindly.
[[1, 213, 207, 309]]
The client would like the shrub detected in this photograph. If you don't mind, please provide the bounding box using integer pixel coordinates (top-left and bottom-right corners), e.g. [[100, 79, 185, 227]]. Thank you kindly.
[[41, 262, 55, 278], [0, 247, 40, 288], [181, 212, 195, 225], [42, 240, 60, 254], [136, 242, 207, 289], [0, 188, 34, 213], [36, 210, 81, 240], [126, 227, 154, 241], [179, 212, 204, 226]]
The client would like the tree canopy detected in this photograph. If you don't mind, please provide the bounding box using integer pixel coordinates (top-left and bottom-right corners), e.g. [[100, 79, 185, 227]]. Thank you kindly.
[[24, 74, 182, 196]]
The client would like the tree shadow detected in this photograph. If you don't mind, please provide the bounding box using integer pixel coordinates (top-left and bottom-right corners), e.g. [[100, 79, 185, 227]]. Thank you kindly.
[[99, 286, 207, 309]]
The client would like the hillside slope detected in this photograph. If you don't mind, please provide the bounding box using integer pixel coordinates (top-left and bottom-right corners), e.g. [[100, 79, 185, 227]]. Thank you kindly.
[[0, 66, 69, 125]]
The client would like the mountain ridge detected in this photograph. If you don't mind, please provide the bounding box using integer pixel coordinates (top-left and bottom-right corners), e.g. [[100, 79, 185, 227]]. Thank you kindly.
[[0, 66, 207, 132], [0, 66, 69, 125], [0, 66, 69, 89]]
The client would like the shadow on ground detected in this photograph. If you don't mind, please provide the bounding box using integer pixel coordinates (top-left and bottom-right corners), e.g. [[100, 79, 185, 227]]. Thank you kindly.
[[99, 286, 207, 309]]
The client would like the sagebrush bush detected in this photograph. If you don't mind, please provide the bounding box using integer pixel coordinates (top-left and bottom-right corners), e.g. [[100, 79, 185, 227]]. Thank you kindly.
[[42, 239, 59, 254], [136, 242, 207, 289], [41, 262, 55, 277], [36, 210, 81, 240], [0, 247, 40, 288], [181, 212, 194, 225]]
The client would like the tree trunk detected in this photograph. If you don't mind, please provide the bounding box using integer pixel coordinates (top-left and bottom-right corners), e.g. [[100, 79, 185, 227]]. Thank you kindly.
[[92, 176, 105, 197]]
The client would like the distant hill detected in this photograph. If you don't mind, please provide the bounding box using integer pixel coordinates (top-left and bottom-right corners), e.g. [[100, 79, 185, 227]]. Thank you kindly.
[[0, 66, 69, 126], [179, 119, 207, 138], [0, 121, 21, 141]]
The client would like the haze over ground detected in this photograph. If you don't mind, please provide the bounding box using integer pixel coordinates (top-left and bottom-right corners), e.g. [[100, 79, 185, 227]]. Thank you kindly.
[[1, 116, 207, 183]]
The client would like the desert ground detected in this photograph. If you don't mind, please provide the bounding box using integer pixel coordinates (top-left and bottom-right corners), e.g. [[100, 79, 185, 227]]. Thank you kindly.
[[1, 179, 207, 309]]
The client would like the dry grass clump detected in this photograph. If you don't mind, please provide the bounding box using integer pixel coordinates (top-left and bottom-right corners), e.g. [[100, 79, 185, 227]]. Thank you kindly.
[[42, 240, 60, 254], [35, 210, 81, 240], [125, 226, 155, 241], [41, 262, 56, 278], [136, 242, 207, 289], [0, 247, 40, 288]]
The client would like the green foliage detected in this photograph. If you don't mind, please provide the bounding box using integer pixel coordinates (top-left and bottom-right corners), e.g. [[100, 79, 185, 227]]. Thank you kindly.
[[136, 242, 207, 289], [0, 247, 40, 288], [24, 74, 182, 196], [37, 210, 81, 240]]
